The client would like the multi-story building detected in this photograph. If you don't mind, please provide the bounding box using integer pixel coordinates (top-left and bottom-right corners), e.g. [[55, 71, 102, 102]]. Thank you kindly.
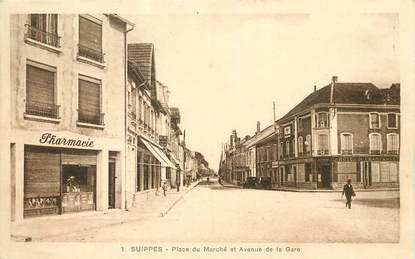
[[169, 107, 184, 188], [9, 14, 134, 220], [126, 43, 177, 206], [276, 76, 400, 190]]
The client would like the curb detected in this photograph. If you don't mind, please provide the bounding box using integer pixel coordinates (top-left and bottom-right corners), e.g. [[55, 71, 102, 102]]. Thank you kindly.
[[220, 182, 399, 193], [160, 181, 200, 217]]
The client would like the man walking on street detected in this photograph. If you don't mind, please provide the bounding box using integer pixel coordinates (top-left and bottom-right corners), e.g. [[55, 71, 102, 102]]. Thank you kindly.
[[342, 179, 356, 209]]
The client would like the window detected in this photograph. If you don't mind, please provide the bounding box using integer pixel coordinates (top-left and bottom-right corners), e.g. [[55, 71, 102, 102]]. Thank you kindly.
[[298, 136, 303, 155], [25, 61, 59, 119], [78, 75, 103, 125], [316, 112, 329, 128], [285, 141, 290, 156], [387, 113, 397, 129], [340, 133, 353, 154], [370, 113, 380, 129], [298, 118, 303, 132], [305, 134, 311, 153], [369, 133, 381, 154], [26, 14, 60, 48], [78, 15, 103, 63], [387, 133, 399, 154], [318, 134, 329, 155]]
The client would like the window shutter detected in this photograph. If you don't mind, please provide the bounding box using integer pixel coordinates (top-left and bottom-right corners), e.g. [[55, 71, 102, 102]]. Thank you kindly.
[[79, 16, 102, 51], [78, 78, 101, 124], [26, 65, 55, 106]]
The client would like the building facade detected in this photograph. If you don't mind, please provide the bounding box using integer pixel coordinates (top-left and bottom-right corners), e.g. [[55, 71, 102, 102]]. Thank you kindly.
[[10, 14, 133, 221], [276, 77, 400, 190]]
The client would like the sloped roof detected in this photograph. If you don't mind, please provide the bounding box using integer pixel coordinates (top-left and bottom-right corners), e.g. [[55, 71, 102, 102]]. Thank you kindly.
[[245, 125, 275, 148], [128, 43, 154, 82], [279, 82, 400, 122]]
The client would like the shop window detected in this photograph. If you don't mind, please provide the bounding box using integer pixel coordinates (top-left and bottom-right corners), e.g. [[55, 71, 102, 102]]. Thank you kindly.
[[340, 133, 353, 155], [26, 14, 60, 48], [78, 15, 104, 63], [369, 133, 382, 154], [298, 136, 303, 155], [387, 113, 397, 129], [78, 75, 104, 125], [317, 134, 329, 155], [315, 112, 329, 128], [25, 61, 59, 119], [387, 133, 399, 154], [371, 162, 380, 183], [369, 113, 380, 129]]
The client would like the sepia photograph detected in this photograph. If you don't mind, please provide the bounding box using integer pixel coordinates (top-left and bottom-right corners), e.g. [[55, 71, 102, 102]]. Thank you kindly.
[[0, 1, 413, 259]]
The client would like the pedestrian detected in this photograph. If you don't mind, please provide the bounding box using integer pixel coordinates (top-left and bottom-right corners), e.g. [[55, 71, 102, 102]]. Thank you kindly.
[[162, 182, 168, 197], [342, 179, 356, 209]]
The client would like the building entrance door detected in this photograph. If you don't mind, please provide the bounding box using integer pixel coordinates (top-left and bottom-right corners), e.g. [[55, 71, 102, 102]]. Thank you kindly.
[[108, 160, 116, 209], [319, 164, 331, 189], [362, 162, 371, 188]]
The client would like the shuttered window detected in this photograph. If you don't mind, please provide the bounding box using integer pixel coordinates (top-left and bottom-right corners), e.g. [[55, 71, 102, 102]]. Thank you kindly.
[[340, 133, 353, 154], [26, 63, 58, 118], [387, 134, 399, 154], [78, 15, 103, 62], [78, 76, 103, 125], [24, 146, 61, 217]]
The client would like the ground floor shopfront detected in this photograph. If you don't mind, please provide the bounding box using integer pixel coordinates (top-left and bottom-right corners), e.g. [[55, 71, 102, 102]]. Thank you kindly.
[[272, 156, 399, 190], [10, 131, 124, 222], [126, 134, 180, 207]]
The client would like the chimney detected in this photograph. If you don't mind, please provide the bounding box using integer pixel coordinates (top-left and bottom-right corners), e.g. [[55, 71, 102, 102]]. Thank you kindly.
[[330, 75, 337, 103], [314, 85, 317, 93], [256, 121, 261, 134]]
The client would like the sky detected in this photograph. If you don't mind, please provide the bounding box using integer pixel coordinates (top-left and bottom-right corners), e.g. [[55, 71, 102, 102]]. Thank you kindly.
[[126, 13, 400, 171]]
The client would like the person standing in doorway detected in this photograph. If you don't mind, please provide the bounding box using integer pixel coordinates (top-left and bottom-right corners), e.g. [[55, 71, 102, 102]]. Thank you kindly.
[[342, 179, 356, 209]]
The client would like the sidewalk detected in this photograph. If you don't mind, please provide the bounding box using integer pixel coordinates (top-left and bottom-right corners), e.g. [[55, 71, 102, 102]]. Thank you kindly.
[[220, 181, 399, 192], [11, 181, 199, 242]]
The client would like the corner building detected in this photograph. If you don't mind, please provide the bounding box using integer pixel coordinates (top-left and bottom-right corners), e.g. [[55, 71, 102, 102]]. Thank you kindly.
[[10, 14, 133, 221], [275, 77, 400, 190]]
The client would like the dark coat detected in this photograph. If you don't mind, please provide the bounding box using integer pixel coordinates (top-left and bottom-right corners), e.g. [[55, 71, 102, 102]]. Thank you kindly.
[[342, 184, 356, 198]]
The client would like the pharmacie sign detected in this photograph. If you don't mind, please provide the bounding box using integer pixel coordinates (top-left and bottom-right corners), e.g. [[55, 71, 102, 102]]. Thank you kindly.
[[39, 133, 95, 148]]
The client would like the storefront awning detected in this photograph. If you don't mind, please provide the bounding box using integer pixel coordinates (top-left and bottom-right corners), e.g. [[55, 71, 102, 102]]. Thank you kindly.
[[170, 155, 184, 171], [140, 137, 176, 168]]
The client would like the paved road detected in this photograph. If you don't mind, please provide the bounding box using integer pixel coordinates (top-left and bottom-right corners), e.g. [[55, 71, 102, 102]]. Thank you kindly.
[[44, 179, 399, 243]]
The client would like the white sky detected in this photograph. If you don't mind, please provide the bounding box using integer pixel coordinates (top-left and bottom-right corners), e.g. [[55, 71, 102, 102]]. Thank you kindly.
[[126, 13, 399, 171]]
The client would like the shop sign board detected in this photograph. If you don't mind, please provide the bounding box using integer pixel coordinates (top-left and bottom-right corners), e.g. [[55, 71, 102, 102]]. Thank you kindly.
[[39, 132, 95, 148]]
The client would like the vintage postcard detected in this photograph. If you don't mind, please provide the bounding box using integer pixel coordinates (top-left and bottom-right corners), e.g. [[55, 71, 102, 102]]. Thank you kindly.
[[0, 0, 413, 259]]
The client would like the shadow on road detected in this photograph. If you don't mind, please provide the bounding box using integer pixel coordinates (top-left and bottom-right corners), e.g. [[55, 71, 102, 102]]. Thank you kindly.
[[332, 198, 400, 209]]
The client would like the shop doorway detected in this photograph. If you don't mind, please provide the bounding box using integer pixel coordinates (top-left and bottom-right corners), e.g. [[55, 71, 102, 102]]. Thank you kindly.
[[320, 165, 332, 188], [108, 160, 116, 209]]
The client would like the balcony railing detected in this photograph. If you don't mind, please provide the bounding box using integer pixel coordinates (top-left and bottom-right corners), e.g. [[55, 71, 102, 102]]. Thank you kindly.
[[370, 150, 381, 155], [387, 150, 399, 155], [26, 101, 60, 119], [78, 44, 104, 63], [25, 24, 61, 48], [78, 112, 105, 126], [341, 149, 353, 155]]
